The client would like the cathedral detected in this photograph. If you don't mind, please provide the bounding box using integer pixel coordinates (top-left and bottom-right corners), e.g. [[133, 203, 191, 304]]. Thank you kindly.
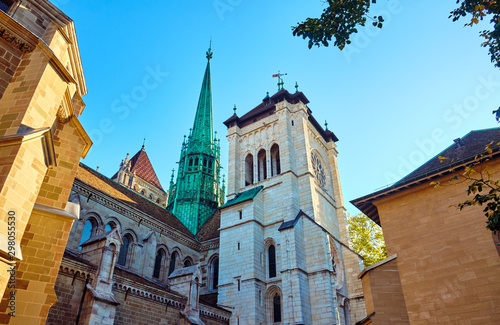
[[45, 45, 366, 324]]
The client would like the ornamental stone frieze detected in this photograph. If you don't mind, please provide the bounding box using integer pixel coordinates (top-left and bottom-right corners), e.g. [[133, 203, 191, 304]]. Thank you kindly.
[[0, 25, 35, 53]]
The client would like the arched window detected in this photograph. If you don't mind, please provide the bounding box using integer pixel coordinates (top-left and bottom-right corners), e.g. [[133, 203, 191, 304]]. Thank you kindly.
[[271, 144, 281, 176], [184, 259, 192, 267], [117, 234, 132, 266], [168, 252, 178, 276], [258, 149, 267, 181], [211, 257, 219, 290], [153, 250, 164, 279], [245, 154, 254, 186], [273, 293, 281, 323], [268, 245, 276, 278], [79, 218, 97, 250], [104, 224, 112, 232], [149, 194, 153, 199], [140, 189, 145, 195]]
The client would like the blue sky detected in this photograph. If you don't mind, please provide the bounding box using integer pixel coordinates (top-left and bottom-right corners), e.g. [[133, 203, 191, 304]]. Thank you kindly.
[[58, 0, 500, 215]]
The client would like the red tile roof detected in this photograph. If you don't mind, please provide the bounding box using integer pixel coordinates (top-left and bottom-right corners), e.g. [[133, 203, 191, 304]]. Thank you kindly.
[[128, 149, 164, 190]]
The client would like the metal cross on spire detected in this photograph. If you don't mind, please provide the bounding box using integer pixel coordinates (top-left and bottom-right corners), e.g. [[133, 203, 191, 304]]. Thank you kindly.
[[272, 70, 287, 91]]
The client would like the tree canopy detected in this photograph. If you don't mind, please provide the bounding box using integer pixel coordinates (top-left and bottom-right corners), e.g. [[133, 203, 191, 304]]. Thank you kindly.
[[347, 213, 387, 267], [293, 0, 500, 68]]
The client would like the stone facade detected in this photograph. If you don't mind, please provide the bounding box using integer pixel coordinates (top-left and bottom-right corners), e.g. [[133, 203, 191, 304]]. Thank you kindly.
[[219, 90, 365, 324], [352, 128, 500, 324], [0, 1, 91, 324], [46, 164, 229, 324]]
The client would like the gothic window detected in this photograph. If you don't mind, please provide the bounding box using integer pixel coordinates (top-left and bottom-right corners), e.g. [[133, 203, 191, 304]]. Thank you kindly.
[[258, 149, 267, 181], [105, 224, 112, 232], [117, 234, 132, 266], [184, 259, 192, 267], [208, 160, 213, 169], [0, 0, 14, 13], [195, 158, 199, 166], [268, 245, 277, 278], [153, 250, 164, 279], [168, 252, 178, 276], [273, 293, 282, 323], [211, 257, 219, 290], [79, 218, 96, 250], [245, 154, 254, 186], [270, 144, 281, 176], [189, 158, 193, 167]]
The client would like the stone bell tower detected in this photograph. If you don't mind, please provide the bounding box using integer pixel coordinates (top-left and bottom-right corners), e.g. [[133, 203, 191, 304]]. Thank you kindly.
[[218, 87, 366, 324]]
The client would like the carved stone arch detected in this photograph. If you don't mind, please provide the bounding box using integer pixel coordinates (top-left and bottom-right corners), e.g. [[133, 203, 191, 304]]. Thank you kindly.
[[264, 238, 278, 279], [257, 147, 267, 182], [121, 228, 139, 243], [104, 216, 122, 232], [168, 246, 183, 275], [329, 237, 345, 290], [82, 212, 104, 228], [183, 256, 194, 267], [77, 212, 103, 249], [117, 229, 138, 268], [153, 245, 168, 281], [270, 142, 281, 177], [265, 285, 283, 324], [242, 150, 254, 187]]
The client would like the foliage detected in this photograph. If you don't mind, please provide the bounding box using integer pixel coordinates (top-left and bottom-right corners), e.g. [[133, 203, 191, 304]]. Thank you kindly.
[[450, 1, 500, 68], [292, 0, 383, 50], [431, 141, 500, 233], [293, 0, 500, 68], [347, 213, 387, 267]]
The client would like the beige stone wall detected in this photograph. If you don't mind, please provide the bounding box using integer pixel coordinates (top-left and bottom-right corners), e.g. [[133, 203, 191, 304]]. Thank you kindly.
[[360, 257, 409, 324], [373, 157, 500, 324], [0, 2, 90, 324]]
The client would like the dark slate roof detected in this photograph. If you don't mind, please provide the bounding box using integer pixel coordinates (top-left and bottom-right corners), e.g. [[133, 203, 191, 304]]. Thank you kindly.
[[223, 89, 338, 143], [351, 127, 500, 225], [220, 186, 263, 209], [395, 127, 500, 185], [278, 210, 306, 231], [196, 209, 221, 242], [77, 163, 195, 239]]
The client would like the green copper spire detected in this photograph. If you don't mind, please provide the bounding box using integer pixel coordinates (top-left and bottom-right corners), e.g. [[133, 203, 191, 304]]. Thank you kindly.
[[167, 46, 224, 235], [191, 46, 213, 145]]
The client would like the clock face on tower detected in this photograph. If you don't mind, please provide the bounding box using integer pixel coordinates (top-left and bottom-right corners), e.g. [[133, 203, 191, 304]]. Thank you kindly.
[[311, 151, 326, 188]]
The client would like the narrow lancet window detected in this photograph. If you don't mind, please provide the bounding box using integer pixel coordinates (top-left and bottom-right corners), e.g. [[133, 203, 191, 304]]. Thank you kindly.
[[245, 154, 254, 186], [271, 144, 280, 176], [269, 245, 276, 278], [258, 149, 267, 181]]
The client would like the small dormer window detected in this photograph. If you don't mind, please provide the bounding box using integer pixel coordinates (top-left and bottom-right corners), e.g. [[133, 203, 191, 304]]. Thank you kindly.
[[0, 0, 14, 13]]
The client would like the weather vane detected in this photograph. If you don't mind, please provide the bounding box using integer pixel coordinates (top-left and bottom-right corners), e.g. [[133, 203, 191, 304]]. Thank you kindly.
[[272, 70, 287, 91]]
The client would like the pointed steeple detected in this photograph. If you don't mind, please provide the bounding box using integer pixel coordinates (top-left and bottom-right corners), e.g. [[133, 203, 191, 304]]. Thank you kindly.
[[167, 46, 224, 235], [191, 46, 213, 144]]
